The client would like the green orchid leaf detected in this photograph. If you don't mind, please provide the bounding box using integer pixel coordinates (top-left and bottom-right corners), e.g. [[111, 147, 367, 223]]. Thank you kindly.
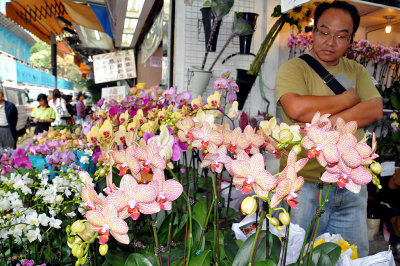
[[232, 231, 281, 266], [254, 259, 277, 266], [312, 242, 341, 266], [105, 250, 130, 266], [189, 249, 211, 265], [233, 12, 256, 36], [311, 250, 332, 266], [211, 0, 234, 19], [193, 200, 207, 225], [224, 230, 239, 263], [124, 253, 153, 266]]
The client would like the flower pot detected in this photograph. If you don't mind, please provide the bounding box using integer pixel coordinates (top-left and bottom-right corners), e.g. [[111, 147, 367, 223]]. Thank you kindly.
[[201, 7, 222, 52], [188, 66, 212, 97], [239, 12, 258, 54], [236, 69, 257, 110]]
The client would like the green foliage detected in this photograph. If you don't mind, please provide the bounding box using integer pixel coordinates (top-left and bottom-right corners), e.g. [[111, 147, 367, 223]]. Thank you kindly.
[[189, 249, 211, 265], [232, 231, 281, 266], [124, 253, 153, 266]]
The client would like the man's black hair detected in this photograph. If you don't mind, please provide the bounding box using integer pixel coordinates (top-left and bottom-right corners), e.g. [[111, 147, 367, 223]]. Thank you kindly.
[[314, 1, 360, 37]]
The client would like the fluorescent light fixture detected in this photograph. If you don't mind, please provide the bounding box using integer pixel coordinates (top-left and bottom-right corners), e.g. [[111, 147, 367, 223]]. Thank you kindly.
[[309, 18, 314, 26], [124, 18, 138, 34], [126, 0, 144, 18], [94, 30, 101, 41], [122, 34, 133, 47]]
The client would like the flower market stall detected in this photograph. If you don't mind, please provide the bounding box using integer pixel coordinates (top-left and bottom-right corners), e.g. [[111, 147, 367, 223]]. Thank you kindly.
[[2, 0, 400, 266]]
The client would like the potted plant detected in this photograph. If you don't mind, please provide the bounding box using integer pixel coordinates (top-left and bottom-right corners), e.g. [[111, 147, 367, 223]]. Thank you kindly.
[[235, 3, 315, 109], [188, 0, 234, 98]]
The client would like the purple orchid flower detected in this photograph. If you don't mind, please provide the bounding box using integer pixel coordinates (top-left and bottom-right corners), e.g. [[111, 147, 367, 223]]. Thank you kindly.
[[175, 91, 192, 108], [11, 148, 32, 169]]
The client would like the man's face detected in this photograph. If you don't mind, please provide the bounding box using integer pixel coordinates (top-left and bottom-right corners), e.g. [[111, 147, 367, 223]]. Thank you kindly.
[[312, 8, 354, 66]]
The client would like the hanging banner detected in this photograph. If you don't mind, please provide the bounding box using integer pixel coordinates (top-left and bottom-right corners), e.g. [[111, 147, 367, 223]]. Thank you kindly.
[[281, 0, 311, 13], [93, 49, 137, 84]]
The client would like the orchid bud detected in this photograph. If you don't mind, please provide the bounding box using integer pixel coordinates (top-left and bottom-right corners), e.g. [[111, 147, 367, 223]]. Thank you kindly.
[[99, 168, 106, 176], [279, 212, 290, 226], [66, 225, 71, 234], [370, 162, 382, 175], [72, 243, 80, 257], [71, 220, 86, 234], [99, 244, 108, 256], [241, 197, 257, 216], [270, 217, 279, 226], [279, 129, 293, 143]]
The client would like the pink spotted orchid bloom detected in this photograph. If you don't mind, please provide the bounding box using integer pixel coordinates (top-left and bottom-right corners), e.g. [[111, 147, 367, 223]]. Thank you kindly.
[[85, 204, 129, 244], [200, 146, 232, 173], [243, 125, 265, 154], [81, 177, 104, 211], [301, 126, 340, 167], [230, 153, 276, 198], [112, 146, 140, 177], [224, 127, 250, 155], [270, 151, 307, 208], [110, 174, 160, 220], [152, 170, 183, 210], [191, 122, 224, 154], [176, 117, 201, 144], [321, 161, 372, 193], [132, 140, 166, 178]]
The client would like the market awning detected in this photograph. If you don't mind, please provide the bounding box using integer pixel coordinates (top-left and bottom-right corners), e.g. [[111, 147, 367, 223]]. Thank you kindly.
[[6, 0, 72, 43]]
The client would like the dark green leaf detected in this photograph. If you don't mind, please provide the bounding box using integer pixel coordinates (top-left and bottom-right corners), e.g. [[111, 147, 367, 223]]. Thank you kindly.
[[311, 250, 331, 266], [143, 253, 158, 265], [124, 253, 153, 266], [221, 260, 233, 266], [391, 92, 400, 109], [254, 259, 277, 266], [193, 200, 207, 226], [102, 262, 113, 266], [161, 246, 185, 265], [105, 250, 129, 266], [157, 213, 172, 245], [232, 231, 281, 266], [192, 217, 205, 252], [224, 230, 239, 263], [312, 242, 341, 266], [189, 249, 211, 266]]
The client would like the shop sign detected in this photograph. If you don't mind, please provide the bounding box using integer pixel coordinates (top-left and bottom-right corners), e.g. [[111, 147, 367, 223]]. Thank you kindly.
[[101, 85, 126, 102], [93, 49, 137, 84]]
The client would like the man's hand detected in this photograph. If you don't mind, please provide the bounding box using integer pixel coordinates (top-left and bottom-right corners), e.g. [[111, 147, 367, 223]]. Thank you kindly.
[[342, 86, 360, 107]]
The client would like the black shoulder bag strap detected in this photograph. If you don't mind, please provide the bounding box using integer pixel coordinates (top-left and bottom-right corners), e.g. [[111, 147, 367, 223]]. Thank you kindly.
[[299, 54, 346, 95]]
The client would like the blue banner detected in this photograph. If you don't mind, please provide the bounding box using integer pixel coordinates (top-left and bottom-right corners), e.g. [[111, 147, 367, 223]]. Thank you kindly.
[[0, 25, 31, 62], [90, 4, 114, 40]]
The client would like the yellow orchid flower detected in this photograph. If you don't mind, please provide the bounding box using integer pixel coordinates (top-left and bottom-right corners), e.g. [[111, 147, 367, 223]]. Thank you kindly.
[[147, 109, 157, 120], [206, 91, 221, 109], [227, 101, 239, 120], [158, 108, 168, 120], [114, 125, 127, 145], [119, 110, 130, 124], [87, 126, 100, 144], [140, 118, 159, 134], [134, 109, 147, 125], [99, 119, 113, 140], [127, 119, 140, 132], [191, 95, 203, 110], [136, 83, 146, 90], [98, 110, 106, 119]]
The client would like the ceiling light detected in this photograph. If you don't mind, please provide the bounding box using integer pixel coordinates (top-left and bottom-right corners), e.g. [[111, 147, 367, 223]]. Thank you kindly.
[[94, 30, 101, 41], [309, 18, 314, 26], [124, 18, 138, 34], [385, 16, 394, 34], [121, 34, 133, 47], [126, 0, 144, 18]]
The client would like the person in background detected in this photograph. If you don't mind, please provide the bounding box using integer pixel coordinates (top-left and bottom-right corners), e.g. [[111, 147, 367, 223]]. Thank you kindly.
[[0, 90, 18, 149], [275, 1, 382, 257], [63, 95, 76, 124], [76, 92, 86, 125], [32, 94, 55, 134], [49, 89, 68, 126]]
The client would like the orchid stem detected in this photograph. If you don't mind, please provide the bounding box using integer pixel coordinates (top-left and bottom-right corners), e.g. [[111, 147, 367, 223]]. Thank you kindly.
[[185, 186, 193, 266], [151, 219, 162, 266], [197, 196, 215, 251], [167, 210, 173, 266], [201, 17, 220, 70], [211, 171, 220, 265], [249, 206, 266, 266]]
